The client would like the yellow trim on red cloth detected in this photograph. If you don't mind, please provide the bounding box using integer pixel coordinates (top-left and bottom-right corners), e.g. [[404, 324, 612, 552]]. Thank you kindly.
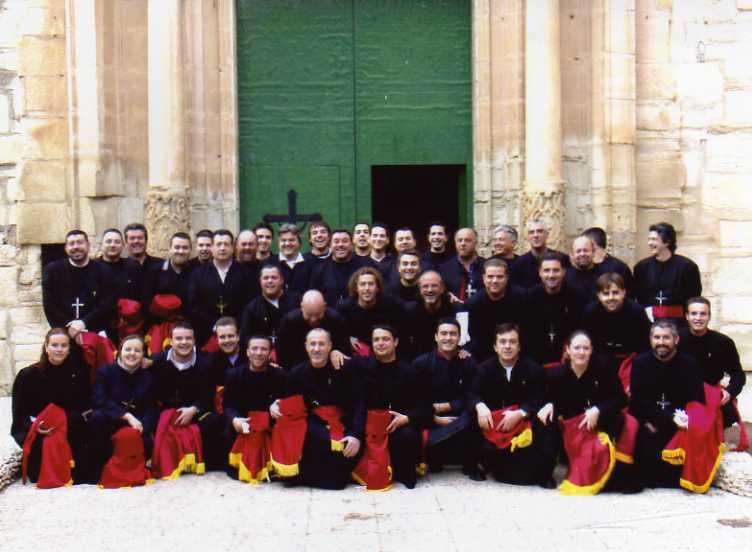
[[559, 433, 616, 496]]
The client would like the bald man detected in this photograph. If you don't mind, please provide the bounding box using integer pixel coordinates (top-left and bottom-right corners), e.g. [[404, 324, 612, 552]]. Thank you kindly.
[[276, 290, 349, 369], [564, 235, 603, 301], [510, 219, 570, 289], [438, 228, 485, 302], [235, 230, 258, 265]]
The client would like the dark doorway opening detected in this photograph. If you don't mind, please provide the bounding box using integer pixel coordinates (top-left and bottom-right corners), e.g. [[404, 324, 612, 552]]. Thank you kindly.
[[371, 165, 464, 251]]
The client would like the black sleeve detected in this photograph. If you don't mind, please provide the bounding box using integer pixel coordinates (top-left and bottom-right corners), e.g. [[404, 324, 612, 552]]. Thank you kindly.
[[82, 263, 115, 332], [345, 362, 366, 441], [187, 269, 212, 338], [594, 361, 627, 419], [41, 262, 68, 327], [466, 360, 486, 411], [222, 370, 241, 427], [404, 363, 433, 428], [92, 366, 126, 421], [10, 369, 33, 447], [724, 337, 746, 398], [519, 361, 546, 416], [681, 259, 703, 303]]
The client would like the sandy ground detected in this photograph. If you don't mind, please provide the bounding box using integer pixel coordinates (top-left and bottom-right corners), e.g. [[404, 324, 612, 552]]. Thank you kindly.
[[1, 398, 751, 552]]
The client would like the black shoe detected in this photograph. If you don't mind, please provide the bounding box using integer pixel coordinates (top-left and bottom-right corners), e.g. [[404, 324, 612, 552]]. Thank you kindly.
[[282, 476, 301, 488], [462, 465, 487, 482], [428, 462, 444, 474], [538, 478, 557, 489]]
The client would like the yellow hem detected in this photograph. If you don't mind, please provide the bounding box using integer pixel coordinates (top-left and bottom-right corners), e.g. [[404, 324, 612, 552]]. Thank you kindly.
[[160, 453, 205, 480], [271, 456, 299, 477], [229, 452, 272, 484], [416, 462, 427, 477], [661, 447, 686, 466], [679, 443, 726, 494], [510, 428, 533, 452], [615, 451, 634, 464], [559, 433, 616, 496], [331, 439, 345, 452]]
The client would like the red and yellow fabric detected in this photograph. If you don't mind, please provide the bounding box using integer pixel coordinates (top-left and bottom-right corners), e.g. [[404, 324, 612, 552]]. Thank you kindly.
[[214, 385, 225, 415], [145, 321, 176, 356], [151, 408, 206, 480], [615, 410, 639, 464], [116, 298, 144, 341], [201, 335, 220, 354], [651, 305, 684, 320], [352, 409, 392, 492], [270, 395, 308, 477], [416, 429, 429, 476], [145, 294, 182, 355], [80, 332, 117, 385], [99, 427, 152, 489], [21, 404, 74, 488], [312, 405, 346, 452], [617, 353, 637, 397], [228, 411, 273, 484], [352, 340, 371, 358], [661, 383, 726, 494], [482, 406, 533, 451], [729, 395, 749, 452], [558, 413, 616, 496]]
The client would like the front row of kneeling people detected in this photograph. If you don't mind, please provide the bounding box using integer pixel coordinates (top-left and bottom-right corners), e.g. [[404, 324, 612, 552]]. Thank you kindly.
[[12, 303, 739, 494]]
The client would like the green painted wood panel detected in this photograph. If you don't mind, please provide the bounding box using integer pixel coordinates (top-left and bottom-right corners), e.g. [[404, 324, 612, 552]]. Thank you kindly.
[[236, 0, 472, 229]]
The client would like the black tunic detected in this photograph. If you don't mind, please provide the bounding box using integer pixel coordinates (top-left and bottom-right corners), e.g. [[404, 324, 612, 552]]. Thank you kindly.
[[385, 279, 420, 304], [95, 257, 142, 303], [678, 328, 745, 397], [510, 249, 571, 290], [468, 355, 545, 415], [633, 254, 702, 314], [466, 286, 526, 362], [198, 349, 245, 390], [267, 256, 315, 295], [581, 298, 651, 360], [42, 259, 114, 331], [564, 265, 604, 302], [310, 256, 367, 306], [141, 260, 194, 316], [151, 352, 211, 416], [421, 250, 453, 272], [367, 254, 396, 281], [275, 308, 349, 369], [597, 254, 633, 293], [438, 256, 486, 301], [403, 296, 457, 360], [412, 351, 476, 415], [239, 291, 302, 349], [90, 362, 158, 434], [222, 364, 287, 427], [336, 295, 406, 344]]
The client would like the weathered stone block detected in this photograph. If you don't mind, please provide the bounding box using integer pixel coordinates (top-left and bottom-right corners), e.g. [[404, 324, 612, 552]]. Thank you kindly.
[[611, 98, 636, 144], [10, 306, 44, 326], [720, 220, 752, 251], [18, 36, 66, 76], [636, 159, 685, 198], [637, 102, 680, 131], [17, 202, 71, 244], [19, 6, 65, 37], [0, 245, 16, 267], [702, 173, 752, 211], [0, 135, 20, 165], [714, 258, 752, 294], [23, 75, 67, 114], [636, 12, 671, 62], [677, 63, 724, 108], [19, 117, 68, 159], [0, 93, 10, 134], [10, 323, 46, 345], [725, 91, 752, 126], [0, 267, 18, 307], [18, 160, 67, 202], [673, 0, 737, 21], [721, 297, 752, 324], [705, 134, 752, 173], [13, 343, 41, 365], [0, 310, 8, 340]]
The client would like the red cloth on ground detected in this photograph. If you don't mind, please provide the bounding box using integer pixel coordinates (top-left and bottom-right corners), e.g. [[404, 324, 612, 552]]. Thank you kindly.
[[80, 332, 116, 385], [270, 395, 308, 477], [99, 427, 151, 489], [662, 383, 725, 494], [151, 408, 205, 480], [482, 406, 533, 451], [21, 404, 73, 488], [228, 411, 272, 484], [558, 413, 615, 495], [615, 410, 639, 464], [352, 409, 392, 491]]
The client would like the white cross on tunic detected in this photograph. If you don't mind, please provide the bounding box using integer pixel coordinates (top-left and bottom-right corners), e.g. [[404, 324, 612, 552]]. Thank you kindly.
[[548, 326, 557, 346], [655, 290, 667, 306], [656, 393, 670, 410], [466, 280, 477, 298], [72, 297, 84, 319]]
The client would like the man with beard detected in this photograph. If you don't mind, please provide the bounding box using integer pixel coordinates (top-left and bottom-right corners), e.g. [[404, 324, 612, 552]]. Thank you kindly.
[[564, 235, 602, 300], [235, 230, 258, 265], [305, 221, 331, 263], [679, 297, 746, 428], [439, 228, 485, 303], [633, 222, 701, 325], [353, 222, 371, 257], [42, 229, 114, 338], [385, 250, 422, 303], [582, 227, 632, 291], [253, 222, 274, 263], [466, 259, 525, 362], [510, 219, 569, 289], [367, 222, 395, 278], [189, 229, 214, 269], [404, 271, 456, 359], [491, 225, 519, 270], [269, 223, 313, 294], [523, 251, 586, 365], [142, 232, 194, 317], [630, 321, 705, 488], [310, 229, 366, 306], [239, 264, 301, 350], [124, 223, 163, 271], [422, 221, 453, 271], [276, 290, 349, 370]]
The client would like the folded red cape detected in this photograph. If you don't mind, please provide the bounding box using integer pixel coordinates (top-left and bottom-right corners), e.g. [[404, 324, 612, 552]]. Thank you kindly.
[[201, 335, 220, 354], [618, 353, 637, 396], [482, 406, 533, 451], [558, 413, 616, 495], [146, 321, 176, 356], [270, 395, 308, 477], [116, 298, 144, 341], [615, 410, 639, 464], [149, 294, 182, 319], [22, 404, 73, 488], [312, 405, 346, 451], [80, 332, 116, 385], [151, 408, 205, 480], [229, 411, 272, 484], [352, 409, 392, 491], [99, 427, 151, 489]]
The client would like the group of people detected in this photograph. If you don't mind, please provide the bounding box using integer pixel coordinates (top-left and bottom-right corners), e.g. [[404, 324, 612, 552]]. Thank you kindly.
[[10, 218, 746, 494]]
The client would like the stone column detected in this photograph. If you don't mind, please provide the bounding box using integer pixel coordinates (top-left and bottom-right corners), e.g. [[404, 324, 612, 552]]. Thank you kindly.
[[145, 0, 191, 256], [523, 0, 565, 250]]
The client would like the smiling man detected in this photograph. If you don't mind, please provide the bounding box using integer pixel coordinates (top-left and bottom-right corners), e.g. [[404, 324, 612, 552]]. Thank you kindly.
[[310, 229, 367, 306], [269, 223, 313, 294], [510, 219, 570, 289], [421, 221, 453, 271], [439, 228, 485, 302], [386, 250, 422, 303], [142, 232, 196, 320]]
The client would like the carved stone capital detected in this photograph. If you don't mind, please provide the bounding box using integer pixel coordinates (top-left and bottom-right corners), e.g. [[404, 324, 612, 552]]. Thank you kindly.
[[145, 187, 191, 257], [522, 186, 566, 251]]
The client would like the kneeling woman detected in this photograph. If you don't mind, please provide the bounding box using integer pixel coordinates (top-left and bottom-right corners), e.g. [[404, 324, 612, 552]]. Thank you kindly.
[[11, 328, 91, 487], [537, 331, 634, 494], [89, 334, 157, 488]]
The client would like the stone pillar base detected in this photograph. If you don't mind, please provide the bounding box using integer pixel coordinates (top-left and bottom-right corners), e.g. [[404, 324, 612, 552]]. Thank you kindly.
[[145, 187, 191, 257], [522, 184, 566, 251]]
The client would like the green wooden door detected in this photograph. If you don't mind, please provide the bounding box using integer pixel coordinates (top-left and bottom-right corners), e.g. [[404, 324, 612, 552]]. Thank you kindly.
[[236, 0, 472, 232]]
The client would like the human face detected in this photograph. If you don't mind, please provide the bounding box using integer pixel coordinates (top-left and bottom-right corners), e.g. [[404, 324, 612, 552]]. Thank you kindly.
[[125, 230, 147, 257], [256, 229, 273, 255], [483, 266, 508, 299], [309, 225, 330, 253], [212, 234, 233, 262], [428, 225, 448, 252], [394, 230, 416, 253], [566, 334, 592, 370], [493, 330, 520, 366], [235, 232, 257, 262], [597, 283, 626, 313], [301, 300, 326, 326], [369, 226, 389, 253], [196, 237, 213, 262], [528, 223, 548, 250], [539, 260, 564, 293], [171, 328, 195, 359], [650, 327, 678, 361], [119, 338, 144, 370], [398, 254, 421, 284], [686, 302, 710, 336], [492, 231, 514, 257], [372, 328, 398, 362], [247, 338, 271, 370], [419, 273, 444, 306], [455, 229, 477, 259], [571, 237, 594, 270], [435, 323, 460, 356], [65, 233, 90, 265], [260, 267, 283, 299], [101, 231, 124, 262], [331, 232, 353, 262], [647, 231, 669, 258], [353, 224, 370, 250], [216, 324, 240, 355], [45, 334, 70, 366], [305, 331, 332, 368], [357, 274, 378, 305], [279, 232, 300, 259], [169, 237, 191, 267]]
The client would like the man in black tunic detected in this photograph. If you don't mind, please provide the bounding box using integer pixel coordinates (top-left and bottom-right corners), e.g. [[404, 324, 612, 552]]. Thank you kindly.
[[189, 229, 214, 269], [439, 227, 485, 303], [367, 222, 395, 278], [421, 221, 453, 271], [470, 323, 555, 486], [404, 271, 457, 359], [276, 290, 349, 370], [353, 222, 371, 258], [253, 222, 274, 263], [385, 250, 422, 303], [124, 222, 163, 271], [269, 223, 314, 294], [189, 229, 258, 347], [141, 232, 194, 319], [510, 219, 570, 289], [564, 235, 602, 301], [582, 227, 633, 292], [42, 229, 114, 339], [234, 229, 257, 265], [466, 258, 526, 362], [281, 328, 364, 489], [310, 229, 366, 306], [630, 321, 705, 488], [199, 316, 245, 397], [679, 297, 746, 428], [239, 264, 301, 349], [304, 221, 331, 263], [633, 222, 701, 325], [523, 251, 586, 365], [491, 224, 519, 272]]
